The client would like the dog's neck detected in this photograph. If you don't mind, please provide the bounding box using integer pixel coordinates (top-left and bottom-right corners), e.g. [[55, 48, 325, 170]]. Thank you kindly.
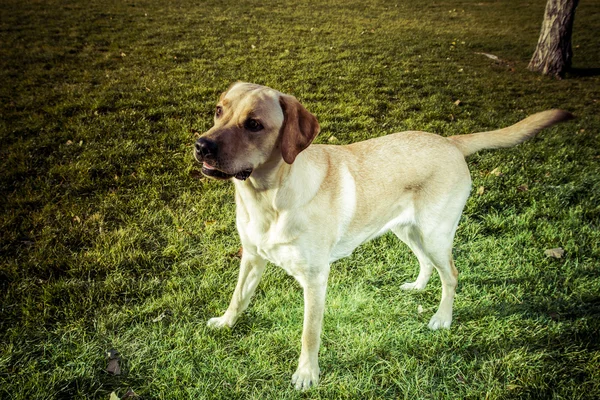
[[233, 152, 326, 211], [236, 157, 290, 190]]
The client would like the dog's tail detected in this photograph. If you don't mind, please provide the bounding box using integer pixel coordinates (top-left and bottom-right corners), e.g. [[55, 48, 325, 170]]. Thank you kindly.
[[448, 110, 573, 157]]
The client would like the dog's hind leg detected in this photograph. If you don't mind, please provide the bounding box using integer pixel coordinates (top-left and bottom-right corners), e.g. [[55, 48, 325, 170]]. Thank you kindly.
[[393, 223, 457, 329], [207, 251, 267, 329], [420, 210, 463, 330], [399, 186, 468, 329], [425, 247, 458, 330], [392, 225, 434, 291]]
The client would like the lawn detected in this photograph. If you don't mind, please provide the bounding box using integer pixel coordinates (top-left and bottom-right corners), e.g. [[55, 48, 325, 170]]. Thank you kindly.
[[1, 0, 599, 398]]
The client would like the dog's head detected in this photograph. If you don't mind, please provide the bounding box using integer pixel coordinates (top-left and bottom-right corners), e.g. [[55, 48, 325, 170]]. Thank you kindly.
[[194, 82, 320, 180]]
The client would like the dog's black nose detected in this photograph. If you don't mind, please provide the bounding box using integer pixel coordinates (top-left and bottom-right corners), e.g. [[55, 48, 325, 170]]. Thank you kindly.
[[195, 138, 218, 158]]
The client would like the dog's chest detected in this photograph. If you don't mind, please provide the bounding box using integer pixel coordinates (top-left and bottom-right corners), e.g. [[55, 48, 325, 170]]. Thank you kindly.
[[237, 205, 308, 270]]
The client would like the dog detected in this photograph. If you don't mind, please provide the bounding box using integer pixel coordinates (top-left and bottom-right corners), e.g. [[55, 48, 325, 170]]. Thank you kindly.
[[194, 82, 572, 390]]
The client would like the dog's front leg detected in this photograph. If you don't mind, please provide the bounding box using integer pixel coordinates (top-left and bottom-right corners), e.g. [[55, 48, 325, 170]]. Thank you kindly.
[[207, 251, 267, 329], [292, 268, 330, 390]]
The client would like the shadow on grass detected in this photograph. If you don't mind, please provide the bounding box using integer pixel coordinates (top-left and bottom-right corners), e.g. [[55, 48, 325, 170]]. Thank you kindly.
[[50, 356, 148, 400], [460, 294, 600, 348], [567, 67, 600, 77]]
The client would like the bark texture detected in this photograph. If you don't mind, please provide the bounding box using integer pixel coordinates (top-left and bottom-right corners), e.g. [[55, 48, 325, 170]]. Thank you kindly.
[[528, 0, 579, 78]]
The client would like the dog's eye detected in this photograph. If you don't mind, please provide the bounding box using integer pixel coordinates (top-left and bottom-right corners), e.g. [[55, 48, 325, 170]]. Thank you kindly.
[[245, 119, 263, 132], [215, 106, 223, 118]]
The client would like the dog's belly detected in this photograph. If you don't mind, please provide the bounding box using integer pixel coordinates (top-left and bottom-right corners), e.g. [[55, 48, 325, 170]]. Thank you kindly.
[[329, 205, 416, 263]]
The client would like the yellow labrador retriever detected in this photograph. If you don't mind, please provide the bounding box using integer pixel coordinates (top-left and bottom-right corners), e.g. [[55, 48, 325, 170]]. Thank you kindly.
[[194, 82, 571, 389]]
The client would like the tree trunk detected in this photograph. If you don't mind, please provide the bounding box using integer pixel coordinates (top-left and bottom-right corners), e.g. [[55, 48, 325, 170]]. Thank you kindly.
[[528, 0, 579, 78]]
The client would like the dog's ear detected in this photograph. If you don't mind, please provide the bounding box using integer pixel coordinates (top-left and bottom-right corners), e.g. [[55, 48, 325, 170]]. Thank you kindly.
[[279, 94, 320, 164]]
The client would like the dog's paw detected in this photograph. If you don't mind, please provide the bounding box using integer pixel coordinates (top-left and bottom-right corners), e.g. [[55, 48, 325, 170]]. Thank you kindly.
[[428, 312, 452, 330], [207, 315, 234, 329], [292, 365, 320, 390], [400, 281, 426, 291]]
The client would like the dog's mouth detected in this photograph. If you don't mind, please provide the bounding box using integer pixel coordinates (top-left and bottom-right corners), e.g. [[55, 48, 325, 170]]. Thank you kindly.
[[201, 162, 253, 181]]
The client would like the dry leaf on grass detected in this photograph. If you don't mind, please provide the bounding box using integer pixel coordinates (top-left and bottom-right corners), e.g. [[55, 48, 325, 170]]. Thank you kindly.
[[122, 389, 138, 399], [490, 167, 502, 176], [152, 309, 172, 323], [544, 247, 565, 259], [189, 170, 203, 179], [228, 247, 243, 259], [477, 186, 485, 195], [475, 52, 499, 61], [106, 349, 121, 375], [107, 358, 121, 375]]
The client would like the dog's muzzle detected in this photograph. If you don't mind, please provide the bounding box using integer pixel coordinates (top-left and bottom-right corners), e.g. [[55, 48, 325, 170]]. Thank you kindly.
[[194, 138, 252, 181], [195, 137, 217, 160]]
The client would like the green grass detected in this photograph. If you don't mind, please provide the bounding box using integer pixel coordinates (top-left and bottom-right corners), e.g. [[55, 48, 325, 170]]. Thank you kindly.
[[1, 0, 599, 398]]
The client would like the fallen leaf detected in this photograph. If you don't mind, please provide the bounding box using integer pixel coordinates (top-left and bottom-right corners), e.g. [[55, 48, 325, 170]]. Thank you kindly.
[[227, 247, 244, 258], [490, 167, 502, 176], [122, 389, 138, 399], [107, 358, 121, 375], [152, 309, 172, 323], [204, 220, 216, 227], [517, 184, 529, 192], [66, 140, 73, 145], [237, 247, 243, 258], [453, 99, 461, 106], [417, 305, 424, 314], [73, 216, 81, 223], [189, 170, 203, 179], [120, 52, 126, 57], [109, 392, 120, 400], [544, 247, 565, 259], [456, 373, 467, 384], [475, 52, 499, 61], [477, 186, 485, 195], [328, 135, 338, 143]]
